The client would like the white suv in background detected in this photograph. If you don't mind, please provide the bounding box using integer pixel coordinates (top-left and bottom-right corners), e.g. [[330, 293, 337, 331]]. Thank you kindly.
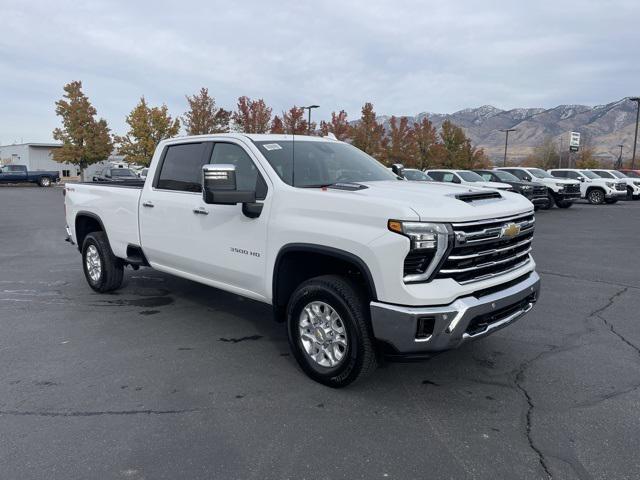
[[426, 169, 512, 190], [591, 169, 640, 200], [495, 167, 581, 209], [548, 169, 626, 204]]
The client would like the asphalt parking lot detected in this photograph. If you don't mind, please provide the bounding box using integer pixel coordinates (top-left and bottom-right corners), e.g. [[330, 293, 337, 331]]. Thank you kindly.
[[1, 186, 639, 480]]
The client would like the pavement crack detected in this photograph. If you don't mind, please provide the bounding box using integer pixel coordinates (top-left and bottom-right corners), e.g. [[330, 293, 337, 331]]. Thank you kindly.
[[0, 408, 197, 417], [591, 287, 640, 357], [513, 351, 554, 479], [538, 270, 640, 291]]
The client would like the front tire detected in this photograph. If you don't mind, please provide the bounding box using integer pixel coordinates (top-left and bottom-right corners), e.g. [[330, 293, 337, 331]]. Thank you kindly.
[[82, 232, 124, 293], [587, 189, 605, 205], [555, 200, 573, 208], [287, 275, 377, 388], [38, 176, 51, 187], [546, 191, 556, 208]]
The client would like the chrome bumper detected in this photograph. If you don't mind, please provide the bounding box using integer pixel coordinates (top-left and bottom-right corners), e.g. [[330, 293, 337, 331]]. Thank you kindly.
[[370, 272, 540, 355]]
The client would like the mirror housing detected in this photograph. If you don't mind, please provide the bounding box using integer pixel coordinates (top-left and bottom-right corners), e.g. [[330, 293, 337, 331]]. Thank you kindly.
[[391, 163, 405, 178], [577, 176, 585, 182], [202, 164, 256, 205]]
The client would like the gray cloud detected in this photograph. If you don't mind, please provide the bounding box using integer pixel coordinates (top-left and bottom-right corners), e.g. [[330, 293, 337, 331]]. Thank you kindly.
[[1, 0, 638, 142]]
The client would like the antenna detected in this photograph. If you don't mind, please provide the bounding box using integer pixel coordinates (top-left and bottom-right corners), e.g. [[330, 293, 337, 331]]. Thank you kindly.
[[291, 125, 295, 187]]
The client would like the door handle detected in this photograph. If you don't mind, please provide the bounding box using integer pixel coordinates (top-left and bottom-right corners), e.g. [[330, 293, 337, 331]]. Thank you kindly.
[[193, 207, 209, 215], [142, 201, 154, 208]]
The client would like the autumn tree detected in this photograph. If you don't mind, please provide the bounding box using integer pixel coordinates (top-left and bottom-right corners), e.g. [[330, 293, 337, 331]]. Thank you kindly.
[[282, 106, 315, 134], [439, 120, 468, 167], [270, 115, 284, 134], [574, 139, 599, 169], [52, 81, 113, 181], [319, 110, 350, 140], [412, 117, 439, 170], [457, 140, 491, 169], [523, 137, 560, 169], [350, 102, 384, 159], [183, 87, 230, 135], [382, 116, 416, 166], [116, 97, 180, 167], [232, 96, 272, 133]]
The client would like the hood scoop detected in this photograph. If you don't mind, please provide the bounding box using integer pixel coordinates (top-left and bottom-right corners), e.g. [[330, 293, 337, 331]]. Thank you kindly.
[[327, 182, 369, 191], [455, 191, 502, 203]]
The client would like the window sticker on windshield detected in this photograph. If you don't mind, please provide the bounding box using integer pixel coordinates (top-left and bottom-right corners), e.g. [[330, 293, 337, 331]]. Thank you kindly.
[[263, 143, 282, 151]]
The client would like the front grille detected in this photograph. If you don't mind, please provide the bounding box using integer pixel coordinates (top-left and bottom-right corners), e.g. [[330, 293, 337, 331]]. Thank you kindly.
[[532, 186, 547, 196], [435, 212, 535, 284], [615, 183, 626, 191], [564, 184, 580, 194]]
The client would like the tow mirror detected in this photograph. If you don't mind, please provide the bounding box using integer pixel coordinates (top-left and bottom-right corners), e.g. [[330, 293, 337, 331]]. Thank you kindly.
[[202, 164, 257, 207], [391, 163, 405, 178]]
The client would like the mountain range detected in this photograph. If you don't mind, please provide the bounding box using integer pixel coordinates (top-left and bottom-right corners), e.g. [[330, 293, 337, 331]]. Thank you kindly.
[[376, 97, 639, 164]]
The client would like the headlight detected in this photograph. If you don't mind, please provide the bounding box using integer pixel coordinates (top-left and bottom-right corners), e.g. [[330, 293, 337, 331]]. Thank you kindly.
[[605, 182, 615, 188], [388, 220, 451, 283], [555, 183, 566, 189], [522, 186, 532, 190]]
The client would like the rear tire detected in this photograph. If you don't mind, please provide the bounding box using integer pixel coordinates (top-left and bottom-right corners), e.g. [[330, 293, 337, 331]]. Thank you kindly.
[[38, 176, 51, 187], [82, 232, 124, 293], [286, 275, 377, 388]]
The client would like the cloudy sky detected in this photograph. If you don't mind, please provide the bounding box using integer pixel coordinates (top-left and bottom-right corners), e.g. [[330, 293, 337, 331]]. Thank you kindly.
[[1, 0, 638, 143]]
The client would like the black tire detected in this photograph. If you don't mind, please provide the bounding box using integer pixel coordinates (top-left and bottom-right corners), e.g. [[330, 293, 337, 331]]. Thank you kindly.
[[627, 187, 634, 200], [38, 176, 51, 187], [286, 275, 377, 388], [556, 200, 573, 209], [546, 191, 556, 208], [587, 188, 605, 205], [82, 231, 124, 293]]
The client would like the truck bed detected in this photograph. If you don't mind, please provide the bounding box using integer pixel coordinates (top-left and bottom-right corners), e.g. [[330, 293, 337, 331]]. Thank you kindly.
[[66, 182, 143, 258]]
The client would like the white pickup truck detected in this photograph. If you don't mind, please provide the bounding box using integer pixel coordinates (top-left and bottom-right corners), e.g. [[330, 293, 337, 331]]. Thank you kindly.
[[64, 134, 540, 387], [548, 168, 627, 204]]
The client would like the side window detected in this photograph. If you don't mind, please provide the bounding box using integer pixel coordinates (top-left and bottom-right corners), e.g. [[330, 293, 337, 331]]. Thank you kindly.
[[442, 173, 454, 182], [156, 142, 208, 192], [550, 171, 565, 178], [428, 171, 443, 181], [210, 143, 267, 200], [480, 173, 493, 181], [567, 171, 579, 179], [507, 169, 525, 180]]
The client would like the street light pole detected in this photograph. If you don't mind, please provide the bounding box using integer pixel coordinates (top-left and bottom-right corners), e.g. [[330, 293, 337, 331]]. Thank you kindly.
[[499, 129, 516, 166], [630, 97, 640, 169], [302, 105, 320, 135], [616, 144, 624, 169]]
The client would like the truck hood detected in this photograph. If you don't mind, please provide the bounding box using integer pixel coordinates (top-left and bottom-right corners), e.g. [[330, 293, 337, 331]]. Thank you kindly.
[[542, 178, 579, 185], [355, 181, 533, 222]]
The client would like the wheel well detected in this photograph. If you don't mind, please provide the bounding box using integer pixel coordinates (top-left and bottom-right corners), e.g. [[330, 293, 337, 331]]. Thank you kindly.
[[272, 246, 377, 321], [75, 214, 104, 251], [586, 186, 605, 195]]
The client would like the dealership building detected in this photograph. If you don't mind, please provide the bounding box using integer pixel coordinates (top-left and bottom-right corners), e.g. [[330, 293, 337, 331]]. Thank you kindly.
[[0, 143, 124, 180]]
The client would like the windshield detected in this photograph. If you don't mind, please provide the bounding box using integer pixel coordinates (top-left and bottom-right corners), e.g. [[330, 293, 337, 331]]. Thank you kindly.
[[111, 168, 136, 177], [457, 171, 485, 182], [254, 140, 396, 187], [580, 170, 600, 179], [493, 170, 519, 182], [529, 168, 554, 179], [610, 171, 626, 178], [404, 170, 432, 181], [594, 170, 614, 178]]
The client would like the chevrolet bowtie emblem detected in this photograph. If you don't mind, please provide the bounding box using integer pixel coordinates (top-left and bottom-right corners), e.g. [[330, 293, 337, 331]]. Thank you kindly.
[[501, 223, 521, 239]]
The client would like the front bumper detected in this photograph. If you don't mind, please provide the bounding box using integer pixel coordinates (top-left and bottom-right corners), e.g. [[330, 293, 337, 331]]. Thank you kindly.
[[531, 195, 550, 206], [370, 271, 540, 356], [605, 190, 626, 199]]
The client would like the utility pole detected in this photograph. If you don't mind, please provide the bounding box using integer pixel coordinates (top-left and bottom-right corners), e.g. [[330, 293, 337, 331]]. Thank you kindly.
[[630, 97, 640, 169], [499, 128, 516, 166], [302, 105, 320, 135]]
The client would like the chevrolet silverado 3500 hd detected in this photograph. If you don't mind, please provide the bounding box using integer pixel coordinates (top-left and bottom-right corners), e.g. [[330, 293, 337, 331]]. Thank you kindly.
[[64, 134, 540, 387]]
